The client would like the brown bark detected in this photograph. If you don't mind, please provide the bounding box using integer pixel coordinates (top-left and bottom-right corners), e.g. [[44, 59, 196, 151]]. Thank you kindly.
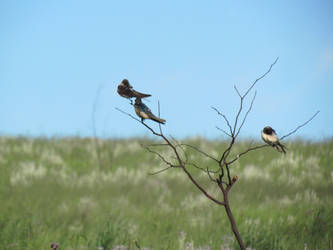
[[223, 193, 245, 249]]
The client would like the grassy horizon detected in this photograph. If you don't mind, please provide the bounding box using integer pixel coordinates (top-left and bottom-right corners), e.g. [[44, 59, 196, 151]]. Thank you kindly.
[[0, 136, 332, 249]]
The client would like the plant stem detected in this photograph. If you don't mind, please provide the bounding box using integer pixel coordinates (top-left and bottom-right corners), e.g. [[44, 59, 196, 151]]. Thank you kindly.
[[223, 192, 245, 249]]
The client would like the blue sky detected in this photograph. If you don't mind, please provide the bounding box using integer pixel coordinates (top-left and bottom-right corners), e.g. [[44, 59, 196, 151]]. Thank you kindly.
[[1, 1, 332, 140]]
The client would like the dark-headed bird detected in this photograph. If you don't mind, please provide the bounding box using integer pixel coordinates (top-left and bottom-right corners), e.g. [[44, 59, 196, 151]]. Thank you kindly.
[[261, 126, 286, 153], [134, 97, 166, 124], [117, 79, 151, 99]]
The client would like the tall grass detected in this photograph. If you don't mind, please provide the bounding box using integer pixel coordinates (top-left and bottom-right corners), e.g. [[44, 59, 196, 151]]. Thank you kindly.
[[0, 136, 332, 249]]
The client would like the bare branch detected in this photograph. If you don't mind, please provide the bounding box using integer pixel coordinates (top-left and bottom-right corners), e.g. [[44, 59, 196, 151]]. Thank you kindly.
[[232, 58, 278, 136], [225, 164, 232, 185], [169, 135, 182, 149], [211, 107, 233, 135], [226, 175, 238, 192], [145, 143, 169, 147], [92, 85, 104, 138], [235, 91, 257, 137], [280, 110, 320, 141], [219, 137, 235, 166], [170, 135, 180, 145], [206, 167, 217, 182], [217, 58, 279, 179], [227, 144, 269, 165], [181, 143, 219, 162], [216, 126, 232, 137], [186, 162, 220, 174], [161, 135, 226, 206], [141, 144, 176, 168], [115, 107, 162, 136], [234, 85, 242, 98], [158, 101, 163, 135], [232, 90, 244, 135], [92, 84, 105, 171], [217, 176, 227, 192], [116, 108, 227, 206], [148, 166, 174, 175], [182, 166, 226, 206], [170, 135, 188, 162], [243, 57, 279, 98], [115, 107, 142, 123]]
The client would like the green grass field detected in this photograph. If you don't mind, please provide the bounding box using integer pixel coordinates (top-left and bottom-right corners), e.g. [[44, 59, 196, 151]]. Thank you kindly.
[[0, 136, 332, 249]]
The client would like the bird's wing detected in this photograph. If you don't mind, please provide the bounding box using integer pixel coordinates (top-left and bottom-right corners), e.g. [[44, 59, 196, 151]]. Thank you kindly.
[[141, 103, 153, 116], [132, 89, 151, 98], [270, 134, 279, 143]]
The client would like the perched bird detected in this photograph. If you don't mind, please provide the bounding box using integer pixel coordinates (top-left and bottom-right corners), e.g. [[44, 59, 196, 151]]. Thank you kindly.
[[117, 79, 151, 99], [261, 126, 286, 153], [134, 97, 166, 124]]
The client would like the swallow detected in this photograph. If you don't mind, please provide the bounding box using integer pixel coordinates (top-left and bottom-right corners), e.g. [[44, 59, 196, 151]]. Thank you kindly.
[[117, 79, 151, 99], [261, 126, 286, 153], [134, 97, 166, 124]]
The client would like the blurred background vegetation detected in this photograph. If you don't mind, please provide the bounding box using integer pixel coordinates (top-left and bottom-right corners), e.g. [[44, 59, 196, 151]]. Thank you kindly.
[[0, 136, 332, 249]]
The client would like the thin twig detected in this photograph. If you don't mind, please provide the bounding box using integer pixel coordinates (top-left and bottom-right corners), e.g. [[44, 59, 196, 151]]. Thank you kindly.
[[148, 166, 174, 175], [92, 84, 104, 170], [141, 144, 176, 168], [145, 143, 169, 147], [234, 85, 242, 98], [115, 107, 142, 123], [181, 143, 219, 162], [165, 134, 226, 206], [216, 126, 232, 137], [232, 58, 278, 136], [186, 162, 220, 174], [227, 144, 269, 165], [158, 101, 163, 135], [115, 107, 162, 136], [235, 91, 257, 137], [232, 88, 246, 136], [280, 111, 320, 140], [207, 167, 217, 182], [243, 57, 279, 98], [211, 107, 233, 135], [170, 135, 188, 162]]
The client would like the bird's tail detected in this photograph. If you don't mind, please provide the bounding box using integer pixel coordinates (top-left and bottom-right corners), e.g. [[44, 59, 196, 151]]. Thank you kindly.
[[133, 90, 151, 98], [151, 116, 166, 124], [274, 142, 286, 154]]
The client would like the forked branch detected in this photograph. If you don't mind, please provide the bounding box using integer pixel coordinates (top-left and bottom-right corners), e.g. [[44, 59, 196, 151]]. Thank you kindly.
[[115, 107, 225, 206], [212, 57, 279, 140], [212, 58, 279, 187]]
